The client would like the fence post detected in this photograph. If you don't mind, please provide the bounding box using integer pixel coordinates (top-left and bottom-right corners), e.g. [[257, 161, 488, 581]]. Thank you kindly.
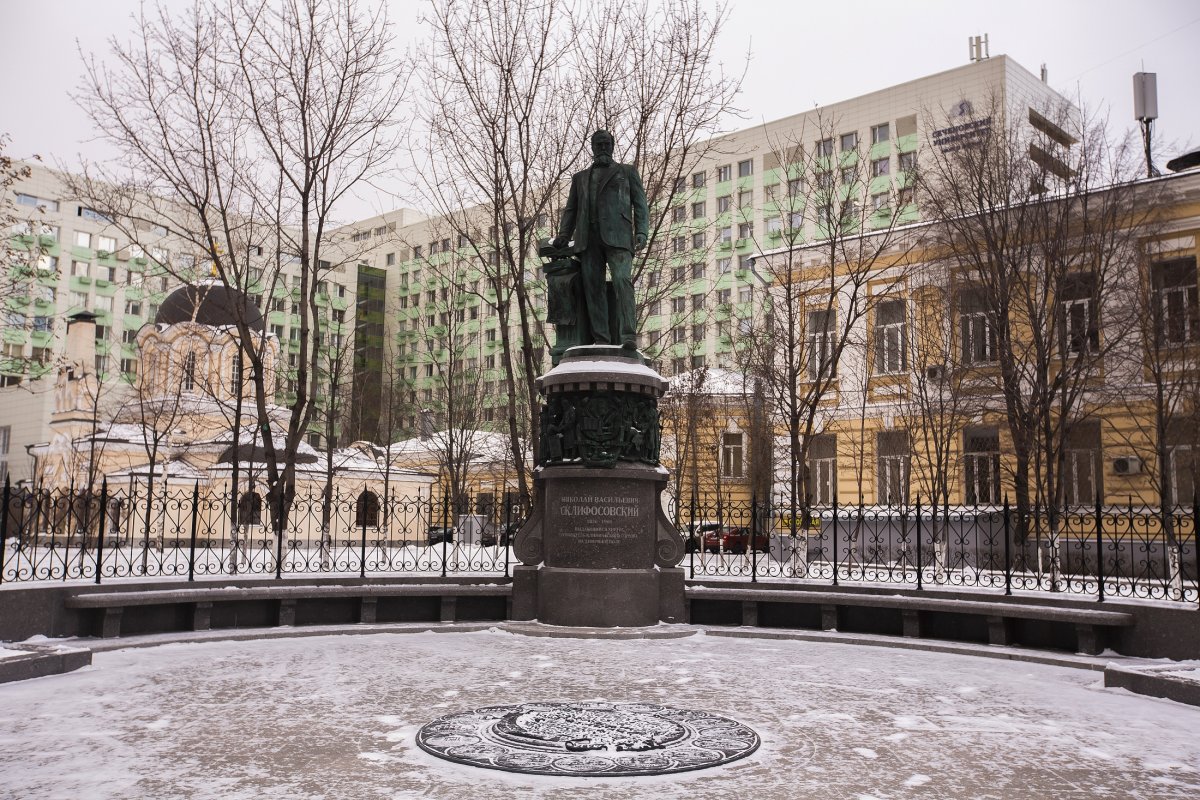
[[1095, 492, 1104, 603], [1194, 496, 1199, 609], [915, 495, 923, 591], [440, 492, 449, 579], [503, 496, 511, 579], [94, 478, 108, 585], [359, 504, 368, 579], [187, 481, 200, 582], [688, 488, 697, 580], [1003, 495, 1012, 597], [0, 476, 10, 586], [832, 493, 839, 587], [750, 493, 758, 584], [274, 489, 285, 581]]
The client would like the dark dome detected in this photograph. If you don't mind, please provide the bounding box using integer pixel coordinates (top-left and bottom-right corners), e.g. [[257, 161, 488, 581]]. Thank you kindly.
[[155, 280, 264, 332]]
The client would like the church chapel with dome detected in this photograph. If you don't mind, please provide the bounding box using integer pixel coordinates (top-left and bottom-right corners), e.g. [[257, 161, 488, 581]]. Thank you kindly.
[[28, 280, 433, 534]]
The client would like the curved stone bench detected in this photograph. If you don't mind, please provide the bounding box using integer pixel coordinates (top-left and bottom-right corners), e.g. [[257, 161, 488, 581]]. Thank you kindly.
[[65, 582, 513, 639], [685, 586, 1135, 655]]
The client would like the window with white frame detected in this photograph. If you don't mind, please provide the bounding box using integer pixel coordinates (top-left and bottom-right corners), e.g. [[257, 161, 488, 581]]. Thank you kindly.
[[96, 235, 117, 253], [958, 287, 996, 364], [72, 260, 90, 277], [718, 257, 731, 274], [716, 164, 732, 182], [1167, 418, 1198, 507], [806, 308, 836, 379], [874, 299, 907, 374], [871, 157, 890, 177], [182, 352, 197, 392], [877, 430, 910, 506], [1153, 256, 1198, 345], [815, 138, 833, 158], [74, 231, 92, 248], [737, 159, 753, 178], [721, 431, 745, 479], [716, 195, 732, 213], [1059, 272, 1099, 354], [963, 429, 1001, 505], [871, 123, 890, 144], [807, 434, 837, 504], [839, 132, 858, 152]]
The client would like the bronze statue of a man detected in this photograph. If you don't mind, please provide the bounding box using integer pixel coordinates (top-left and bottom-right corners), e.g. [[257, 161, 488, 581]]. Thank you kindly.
[[551, 130, 649, 349]]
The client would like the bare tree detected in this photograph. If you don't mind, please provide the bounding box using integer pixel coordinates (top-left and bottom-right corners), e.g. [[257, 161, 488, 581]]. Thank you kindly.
[[918, 94, 1150, 551], [735, 115, 918, 568], [415, 0, 743, 498], [67, 0, 407, 531]]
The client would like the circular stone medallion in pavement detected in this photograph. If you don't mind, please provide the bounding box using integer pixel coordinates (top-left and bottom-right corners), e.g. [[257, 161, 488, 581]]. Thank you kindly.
[[416, 701, 760, 777]]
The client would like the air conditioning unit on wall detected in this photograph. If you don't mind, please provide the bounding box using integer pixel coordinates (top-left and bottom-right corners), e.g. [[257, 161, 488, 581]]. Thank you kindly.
[[1113, 456, 1142, 476]]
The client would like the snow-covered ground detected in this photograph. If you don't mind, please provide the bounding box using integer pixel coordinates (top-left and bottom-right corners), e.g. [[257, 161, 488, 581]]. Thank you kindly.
[[1, 629, 1199, 799]]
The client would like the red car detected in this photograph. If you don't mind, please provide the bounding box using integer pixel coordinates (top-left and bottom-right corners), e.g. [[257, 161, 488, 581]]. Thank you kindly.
[[703, 526, 769, 554]]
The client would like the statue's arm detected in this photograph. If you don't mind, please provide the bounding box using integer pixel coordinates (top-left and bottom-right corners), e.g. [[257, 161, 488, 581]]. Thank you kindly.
[[630, 166, 649, 245], [554, 175, 580, 246]]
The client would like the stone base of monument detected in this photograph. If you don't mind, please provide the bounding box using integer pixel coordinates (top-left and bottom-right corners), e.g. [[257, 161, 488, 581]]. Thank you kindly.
[[511, 347, 685, 628]]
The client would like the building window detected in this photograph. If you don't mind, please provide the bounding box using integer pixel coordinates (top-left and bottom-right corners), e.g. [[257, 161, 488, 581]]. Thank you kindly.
[[815, 138, 834, 158], [718, 227, 732, 244], [691, 262, 705, 279], [1059, 272, 1099, 354], [1063, 421, 1103, 507], [958, 288, 996, 364], [877, 430, 910, 506], [673, 177, 686, 194], [737, 159, 753, 178], [0, 425, 9, 485], [806, 308, 836, 380], [1153, 256, 1199, 345], [671, 297, 686, 314], [691, 293, 704, 311], [73, 231, 92, 249], [237, 491, 263, 526], [691, 201, 706, 219], [871, 193, 890, 213], [717, 257, 731, 274], [766, 217, 783, 234], [385, 252, 396, 266], [717, 288, 731, 305], [691, 171, 706, 189], [181, 352, 197, 391], [692, 323, 705, 342], [716, 195, 732, 213], [871, 157, 890, 177], [355, 490, 381, 527], [672, 236, 687, 254], [808, 434, 837, 505], [672, 265, 687, 282], [899, 151, 917, 173], [1167, 418, 1198, 506], [716, 164, 732, 182], [692, 232, 706, 250], [738, 286, 752, 303], [721, 431, 744, 479], [871, 123, 890, 144], [738, 189, 753, 207], [839, 132, 858, 152], [841, 167, 856, 186], [963, 429, 1001, 505], [737, 222, 753, 240], [673, 328, 687, 344], [899, 187, 915, 206], [874, 299, 907, 374], [97, 235, 117, 253], [671, 206, 686, 223]]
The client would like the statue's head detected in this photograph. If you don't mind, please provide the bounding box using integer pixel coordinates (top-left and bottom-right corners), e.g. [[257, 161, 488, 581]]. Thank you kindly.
[[591, 130, 614, 165]]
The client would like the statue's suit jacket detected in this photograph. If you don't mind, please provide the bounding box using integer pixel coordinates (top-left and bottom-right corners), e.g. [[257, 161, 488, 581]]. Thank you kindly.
[[556, 163, 649, 253]]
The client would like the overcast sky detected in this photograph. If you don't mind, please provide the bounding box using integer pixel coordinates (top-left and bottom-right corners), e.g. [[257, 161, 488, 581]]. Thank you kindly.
[[2, 0, 1197, 220]]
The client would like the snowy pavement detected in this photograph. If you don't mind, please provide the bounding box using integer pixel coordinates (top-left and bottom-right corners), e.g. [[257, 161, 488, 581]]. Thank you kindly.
[[1, 629, 1199, 799]]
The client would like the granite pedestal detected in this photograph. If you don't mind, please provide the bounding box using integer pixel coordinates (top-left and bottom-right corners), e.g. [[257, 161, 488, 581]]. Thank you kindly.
[[512, 347, 685, 627]]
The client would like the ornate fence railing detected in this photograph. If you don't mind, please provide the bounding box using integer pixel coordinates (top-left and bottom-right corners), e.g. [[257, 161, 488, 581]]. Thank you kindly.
[[676, 494, 1200, 604], [2, 480, 1196, 604]]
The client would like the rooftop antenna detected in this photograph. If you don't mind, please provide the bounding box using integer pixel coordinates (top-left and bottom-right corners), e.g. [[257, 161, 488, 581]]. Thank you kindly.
[[968, 34, 989, 63], [1133, 71, 1160, 178]]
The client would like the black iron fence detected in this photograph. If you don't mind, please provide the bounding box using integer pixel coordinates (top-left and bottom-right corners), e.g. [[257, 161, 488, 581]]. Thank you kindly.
[[0, 480, 523, 584], [2, 479, 1197, 604], [676, 494, 1200, 603]]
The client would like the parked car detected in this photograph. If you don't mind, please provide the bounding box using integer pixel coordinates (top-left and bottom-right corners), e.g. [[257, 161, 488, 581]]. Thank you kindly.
[[681, 521, 722, 553], [703, 525, 769, 554], [426, 526, 456, 545]]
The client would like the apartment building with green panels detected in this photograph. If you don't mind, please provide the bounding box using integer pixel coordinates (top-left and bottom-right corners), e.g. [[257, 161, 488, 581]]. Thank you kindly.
[[329, 55, 1073, 437]]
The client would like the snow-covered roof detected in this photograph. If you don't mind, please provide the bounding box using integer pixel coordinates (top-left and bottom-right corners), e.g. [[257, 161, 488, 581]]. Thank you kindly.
[[668, 367, 754, 397]]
